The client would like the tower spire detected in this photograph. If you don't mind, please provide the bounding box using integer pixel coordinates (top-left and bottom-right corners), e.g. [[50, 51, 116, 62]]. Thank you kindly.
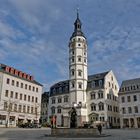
[[77, 7, 79, 19], [70, 8, 85, 39]]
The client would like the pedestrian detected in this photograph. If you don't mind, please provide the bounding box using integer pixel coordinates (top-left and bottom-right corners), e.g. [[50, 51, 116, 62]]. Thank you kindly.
[[97, 124, 102, 135]]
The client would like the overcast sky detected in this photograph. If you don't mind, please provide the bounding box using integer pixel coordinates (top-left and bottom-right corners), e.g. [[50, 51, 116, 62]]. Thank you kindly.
[[0, 0, 140, 91]]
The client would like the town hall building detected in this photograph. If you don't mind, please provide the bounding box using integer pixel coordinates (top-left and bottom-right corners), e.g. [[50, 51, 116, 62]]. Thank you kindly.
[[48, 12, 120, 128]]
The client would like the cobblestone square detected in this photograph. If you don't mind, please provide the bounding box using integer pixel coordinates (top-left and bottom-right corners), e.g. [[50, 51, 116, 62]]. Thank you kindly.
[[0, 128, 140, 140]]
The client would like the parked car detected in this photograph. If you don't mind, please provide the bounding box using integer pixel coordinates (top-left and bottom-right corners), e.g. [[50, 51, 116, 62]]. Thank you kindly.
[[18, 123, 41, 128]]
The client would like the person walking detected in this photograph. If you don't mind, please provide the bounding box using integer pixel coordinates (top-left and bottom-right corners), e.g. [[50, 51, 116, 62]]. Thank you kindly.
[[97, 124, 102, 135]]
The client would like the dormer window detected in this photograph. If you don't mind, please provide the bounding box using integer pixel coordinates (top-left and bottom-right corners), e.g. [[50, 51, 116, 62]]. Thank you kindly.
[[99, 80, 102, 87]]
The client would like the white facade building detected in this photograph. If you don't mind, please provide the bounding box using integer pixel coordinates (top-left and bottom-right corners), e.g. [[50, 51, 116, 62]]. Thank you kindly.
[[48, 12, 120, 128], [0, 64, 43, 127], [119, 78, 140, 128]]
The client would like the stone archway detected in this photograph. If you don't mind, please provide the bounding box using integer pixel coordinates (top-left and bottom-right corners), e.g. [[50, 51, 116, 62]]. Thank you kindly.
[[70, 107, 77, 128]]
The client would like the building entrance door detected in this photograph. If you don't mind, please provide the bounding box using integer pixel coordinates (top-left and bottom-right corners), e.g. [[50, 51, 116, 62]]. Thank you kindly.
[[70, 107, 77, 128]]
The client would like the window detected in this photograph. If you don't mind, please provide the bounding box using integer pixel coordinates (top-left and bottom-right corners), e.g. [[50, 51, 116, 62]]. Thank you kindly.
[[4, 102, 8, 110], [71, 81, 75, 88], [57, 108, 61, 113], [64, 96, 68, 102], [127, 96, 131, 102], [21, 83, 23, 88], [112, 83, 114, 88], [28, 96, 30, 102], [128, 107, 132, 114], [58, 98, 62, 103], [71, 69, 74, 76], [51, 107, 55, 114], [133, 85, 136, 90], [78, 70, 82, 76], [27, 106, 30, 113], [35, 97, 38, 103], [78, 43, 81, 46], [14, 104, 17, 112], [32, 86, 35, 91], [99, 80, 102, 87], [25, 84, 27, 89], [9, 103, 12, 111], [15, 92, 18, 99], [10, 91, 13, 98], [111, 76, 113, 81], [121, 97, 125, 103], [91, 104, 96, 111], [71, 57, 74, 63], [7, 78, 10, 84], [23, 105, 26, 113], [5, 90, 8, 97], [29, 85, 31, 90], [133, 95, 137, 101], [78, 56, 81, 62], [19, 105, 22, 112], [72, 50, 74, 55], [108, 82, 110, 87], [98, 91, 103, 99], [16, 81, 19, 87], [91, 93, 96, 99], [24, 95, 26, 101], [12, 80, 14, 86], [32, 96, 34, 102], [98, 102, 104, 111], [78, 83, 82, 89], [36, 87, 38, 92], [84, 58, 86, 63], [134, 106, 138, 113], [20, 94, 22, 100], [52, 98, 55, 104], [122, 107, 126, 114], [84, 51, 86, 55]]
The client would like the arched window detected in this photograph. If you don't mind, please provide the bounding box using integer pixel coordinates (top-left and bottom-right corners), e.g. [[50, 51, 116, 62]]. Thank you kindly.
[[71, 69, 75, 76], [90, 92, 96, 99], [71, 81, 75, 88], [57, 106, 62, 114], [90, 103, 96, 111], [58, 97, 62, 103], [98, 90, 103, 98], [78, 82, 82, 89], [98, 102, 104, 111], [78, 70, 82, 76]]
